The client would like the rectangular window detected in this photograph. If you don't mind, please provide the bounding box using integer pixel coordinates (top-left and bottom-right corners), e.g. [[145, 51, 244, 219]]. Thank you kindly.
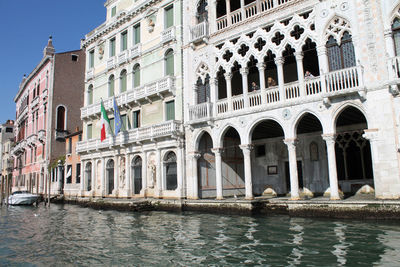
[[255, 145, 266, 157], [121, 114, 130, 130], [166, 101, 175, 121], [111, 6, 116, 17], [87, 124, 92, 140], [121, 31, 128, 51], [110, 38, 116, 57], [6, 127, 12, 133], [110, 118, 115, 133], [132, 110, 140, 128], [76, 163, 81, 184], [89, 50, 94, 68], [134, 24, 141, 44], [79, 134, 82, 142], [68, 137, 72, 154], [165, 5, 174, 29], [66, 165, 72, 184]]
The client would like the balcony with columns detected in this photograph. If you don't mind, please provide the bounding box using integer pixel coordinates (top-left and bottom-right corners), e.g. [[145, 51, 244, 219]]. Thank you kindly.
[[387, 55, 400, 95], [81, 76, 175, 120], [76, 120, 183, 154]]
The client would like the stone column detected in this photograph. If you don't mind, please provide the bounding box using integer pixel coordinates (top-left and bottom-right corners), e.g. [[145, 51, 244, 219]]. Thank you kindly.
[[101, 158, 105, 197], [142, 152, 148, 197], [210, 77, 218, 116], [114, 156, 119, 196], [384, 29, 395, 58], [295, 52, 305, 96], [212, 147, 224, 199], [189, 151, 201, 199], [193, 84, 199, 105], [240, 144, 254, 199], [240, 67, 249, 107], [257, 62, 266, 89], [362, 129, 379, 197], [125, 154, 131, 196], [177, 143, 184, 198], [226, 0, 231, 26], [275, 57, 285, 101], [322, 134, 340, 200], [284, 139, 300, 200], [80, 160, 85, 192], [240, 0, 245, 19], [155, 149, 162, 198], [317, 45, 329, 75], [57, 160, 63, 194], [225, 73, 233, 111], [210, 0, 218, 32]]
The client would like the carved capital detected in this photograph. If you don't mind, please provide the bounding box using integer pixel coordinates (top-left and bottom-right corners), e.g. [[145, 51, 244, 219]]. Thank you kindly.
[[240, 67, 249, 75], [256, 62, 265, 70], [188, 151, 201, 160], [295, 51, 304, 61], [274, 57, 284, 66], [363, 129, 379, 142], [322, 134, 336, 145], [239, 144, 253, 155], [211, 147, 224, 155], [224, 72, 232, 81], [283, 138, 298, 149]]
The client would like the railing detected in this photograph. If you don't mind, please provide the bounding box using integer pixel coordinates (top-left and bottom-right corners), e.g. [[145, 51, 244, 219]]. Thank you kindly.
[[216, 0, 293, 32], [107, 57, 116, 70], [86, 68, 94, 80], [189, 102, 213, 121], [190, 21, 209, 43], [161, 27, 175, 43], [76, 121, 182, 154], [118, 50, 128, 65], [38, 130, 46, 142], [212, 66, 364, 117], [31, 96, 39, 109], [81, 76, 175, 119], [130, 44, 141, 59], [27, 134, 38, 146]]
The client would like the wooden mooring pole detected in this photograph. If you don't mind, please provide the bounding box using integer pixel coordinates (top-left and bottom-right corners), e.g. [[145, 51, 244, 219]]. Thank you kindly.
[[0, 175, 4, 206]]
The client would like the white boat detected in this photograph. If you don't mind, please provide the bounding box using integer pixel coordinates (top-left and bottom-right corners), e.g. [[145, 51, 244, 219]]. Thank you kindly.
[[8, 191, 39, 205]]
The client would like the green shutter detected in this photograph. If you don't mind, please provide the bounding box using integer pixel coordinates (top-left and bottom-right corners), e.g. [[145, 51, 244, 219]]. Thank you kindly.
[[134, 67, 140, 88], [109, 77, 114, 96], [121, 115, 129, 131], [89, 51, 94, 68], [87, 124, 92, 140], [133, 111, 140, 128], [88, 89, 93, 105], [121, 32, 127, 51], [110, 118, 115, 133], [166, 101, 175, 121], [110, 38, 115, 57], [166, 52, 174, 76], [134, 24, 140, 44], [165, 6, 174, 28], [111, 6, 116, 17], [121, 72, 127, 92]]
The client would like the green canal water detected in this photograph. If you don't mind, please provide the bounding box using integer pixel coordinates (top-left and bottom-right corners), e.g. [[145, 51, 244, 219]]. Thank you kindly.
[[1, 204, 400, 266]]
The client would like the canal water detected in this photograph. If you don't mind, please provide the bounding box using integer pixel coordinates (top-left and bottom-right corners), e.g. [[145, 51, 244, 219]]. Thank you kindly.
[[1, 205, 400, 266]]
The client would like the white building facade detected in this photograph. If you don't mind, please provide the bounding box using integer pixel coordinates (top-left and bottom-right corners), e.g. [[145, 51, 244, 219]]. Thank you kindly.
[[78, 0, 185, 199], [183, 0, 400, 200]]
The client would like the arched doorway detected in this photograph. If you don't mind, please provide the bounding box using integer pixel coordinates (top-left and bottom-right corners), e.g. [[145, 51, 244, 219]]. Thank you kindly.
[[106, 159, 114, 195], [85, 162, 92, 191], [250, 119, 285, 195], [221, 127, 244, 197], [132, 156, 142, 195], [197, 132, 216, 198], [296, 113, 328, 194], [335, 106, 373, 194], [164, 152, 177, 190]]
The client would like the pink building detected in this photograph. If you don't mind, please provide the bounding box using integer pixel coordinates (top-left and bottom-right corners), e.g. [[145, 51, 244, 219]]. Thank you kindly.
[[12, 37, 85, 194]]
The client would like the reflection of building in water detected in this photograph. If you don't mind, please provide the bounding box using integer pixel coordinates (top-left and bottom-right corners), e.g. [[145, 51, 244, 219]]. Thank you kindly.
[[333, 223, 348, 266], [183, 0, 400, 200]]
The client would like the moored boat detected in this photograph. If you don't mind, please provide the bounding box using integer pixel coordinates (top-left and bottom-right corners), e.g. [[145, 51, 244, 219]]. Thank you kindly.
[[8, 191, 39, 205]]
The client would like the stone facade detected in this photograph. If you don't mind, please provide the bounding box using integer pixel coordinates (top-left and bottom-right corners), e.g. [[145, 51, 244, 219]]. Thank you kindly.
[[12, 37, 85, 195], [78, 0, 185, 199], [63, 129, 82, 197], [0, 120, 15, 191], [182, 0, 400, 200]]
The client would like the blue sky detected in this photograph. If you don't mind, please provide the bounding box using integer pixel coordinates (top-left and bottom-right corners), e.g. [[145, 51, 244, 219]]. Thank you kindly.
[[0, 0, 106, 124]]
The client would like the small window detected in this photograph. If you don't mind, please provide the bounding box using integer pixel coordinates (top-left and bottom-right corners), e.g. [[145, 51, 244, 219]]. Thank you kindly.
[[166, 101, 175, 121], [133, 64, 140, 88], [120, 70, 127, 92], [71, 54, 78, 61], [68, 137, 72, 154], [110, 38, 116, 57], [87, 124, 93, 140], [111, 6, 117, 17], [6, 128, 13, 133], [134, 24, 141, 44], [121, 114, 130, 130], [121, 31, 128, 51], [78, 134, 82, 141], [66, 165, 72, 184], [132, 110, 140, 128], [89, 50, 95, 68], [255, 145, 265, 157], [165, 5, 174, 29], [88, 85, 94, 105], [76, 163, 81, 184], [165, 49, 174, 76]]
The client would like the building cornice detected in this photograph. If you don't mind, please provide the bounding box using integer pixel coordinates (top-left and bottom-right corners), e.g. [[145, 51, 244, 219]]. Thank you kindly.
[[82, 0, 162, 48]]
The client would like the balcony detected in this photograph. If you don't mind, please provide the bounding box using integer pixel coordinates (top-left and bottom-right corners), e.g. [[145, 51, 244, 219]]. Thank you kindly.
[[216, 0, 293, 31], [16, 105, 28, 125], [107, 57, 116, 70], [5, 159, 14, 172], [188, 66, 365, 123], [55, 129, 69, 141], [86, 68, 94, 81], [76, 120, 182, 154], [388, 56, 400, 94], [26, 134, 38, 147], [41, 89, 48, 101], [81, 76, 175, 119], [118, 50, 129, 65], [130, 44, 141, 59], [38, 130, 46, 143], [190, 21, 209, 44], [31, 96, 39, 109], [161, 27, 176, 43], [11, 140, 26, 156]]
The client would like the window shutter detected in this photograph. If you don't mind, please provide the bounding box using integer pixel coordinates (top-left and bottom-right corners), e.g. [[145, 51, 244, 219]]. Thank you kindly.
[[166, 52, 174, 76], [134, 24, 141, 44], [166, 101, 175, 121], [165, 6, 174, 29], [121, 32, 127, 51], [134, 67, 140, 87], [110, 39, 116, 57], [109, 77, 115, 96], [87, 124, 92, 140], [121, 72, 127, 92]]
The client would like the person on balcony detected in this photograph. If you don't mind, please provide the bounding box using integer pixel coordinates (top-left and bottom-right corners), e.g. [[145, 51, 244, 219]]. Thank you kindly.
[[305, 70, 314, 79], [251, 81, 259, 91], [267, 77, 277, 87]]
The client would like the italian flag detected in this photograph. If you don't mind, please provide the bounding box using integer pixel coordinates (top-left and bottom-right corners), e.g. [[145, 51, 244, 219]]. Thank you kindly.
[[100, 100, 111, 141]]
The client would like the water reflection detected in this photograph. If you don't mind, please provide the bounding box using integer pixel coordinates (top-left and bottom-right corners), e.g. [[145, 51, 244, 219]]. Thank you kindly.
[[1, 205, 400, 266]]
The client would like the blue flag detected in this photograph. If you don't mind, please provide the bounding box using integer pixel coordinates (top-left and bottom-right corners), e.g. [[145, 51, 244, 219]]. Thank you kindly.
[[113, 96, 122, 135]]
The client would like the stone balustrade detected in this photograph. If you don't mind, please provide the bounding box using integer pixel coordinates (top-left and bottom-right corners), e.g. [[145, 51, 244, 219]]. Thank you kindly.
[[76, 120, 182, 154], [81, 76, 175, 119], [86, 68, 94, 81], [130, 43, 141, 59], [161, 26, 175, 43], [190, 21, 209, 43]]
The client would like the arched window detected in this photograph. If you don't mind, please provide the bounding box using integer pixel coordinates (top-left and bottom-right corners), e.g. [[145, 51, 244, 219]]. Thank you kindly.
[[132, 156, 142, 194], [196, 0, 208, 23], [326, 32, 356, 71], [109, 75, 115, 97], [106, 159, 114, 195], [392, 18, 400, 56], [133, 64, 140, 88], [120, 70, 127, 93], [164, 151, 177, 190], [56, 106, 66, 131], [85, 162, 92, 191], [88, 84, 94, 105], [165, 49, 174, 76]]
